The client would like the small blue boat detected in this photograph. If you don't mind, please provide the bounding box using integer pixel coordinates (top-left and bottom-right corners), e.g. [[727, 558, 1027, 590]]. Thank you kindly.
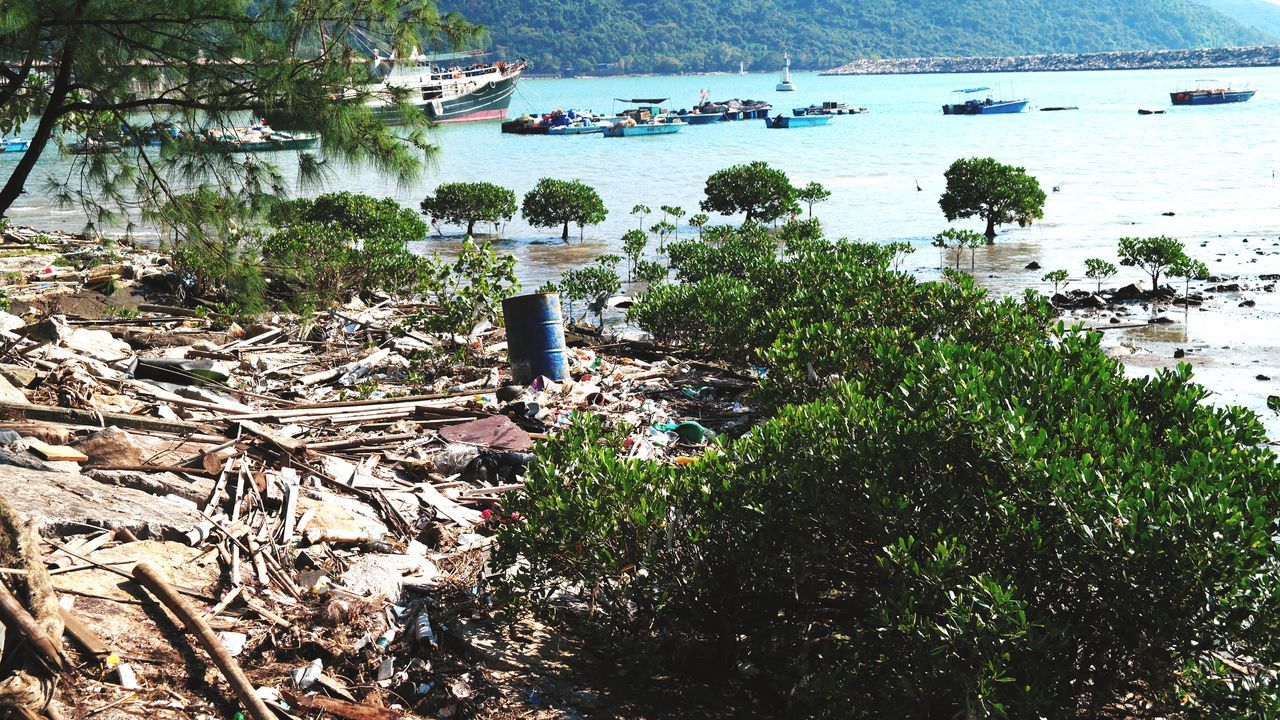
[[1, 137, 30, 153], [942, 87, 1029, 115], [765, 113, 831, 128]]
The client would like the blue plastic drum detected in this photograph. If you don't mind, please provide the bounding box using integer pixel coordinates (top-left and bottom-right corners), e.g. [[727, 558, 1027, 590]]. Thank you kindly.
[[502, 292, 570, 383]]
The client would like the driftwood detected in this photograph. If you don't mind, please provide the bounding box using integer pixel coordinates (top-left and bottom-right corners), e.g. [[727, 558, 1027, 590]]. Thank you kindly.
[[0, 400, 203, 434], [283, 690, 402, 720], [131, 562, 275, 720]]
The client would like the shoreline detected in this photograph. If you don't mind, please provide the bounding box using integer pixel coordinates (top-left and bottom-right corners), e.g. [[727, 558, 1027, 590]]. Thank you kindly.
[[821, 44, 1280, 76]]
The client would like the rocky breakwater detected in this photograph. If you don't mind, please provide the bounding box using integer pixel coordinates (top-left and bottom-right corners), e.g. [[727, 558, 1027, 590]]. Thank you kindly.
[[822, 45, 1280, 75]]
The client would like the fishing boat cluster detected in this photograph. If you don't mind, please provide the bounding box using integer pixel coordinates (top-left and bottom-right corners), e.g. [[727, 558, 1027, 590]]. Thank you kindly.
[[501, 95, 870, 137]]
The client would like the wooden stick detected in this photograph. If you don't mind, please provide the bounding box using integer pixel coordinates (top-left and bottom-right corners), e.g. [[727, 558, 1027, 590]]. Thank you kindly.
[[0, 400, 203, 434], [131, 562, 275, 720], [0, 580, 66, 672]]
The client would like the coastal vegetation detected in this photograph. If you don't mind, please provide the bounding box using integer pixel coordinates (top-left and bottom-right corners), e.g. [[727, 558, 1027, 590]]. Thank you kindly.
[[1084, 257, 1119, 292], [701, 161, 797, 224], [420, 182, 518, 236], [1118, 234, 1194, 290], [0, 0, 477, 223], [442, 0, 1267, 75], [495, 217, 1280, 717], [521, 178, 608, 241], [940, 157, 1047, 241]]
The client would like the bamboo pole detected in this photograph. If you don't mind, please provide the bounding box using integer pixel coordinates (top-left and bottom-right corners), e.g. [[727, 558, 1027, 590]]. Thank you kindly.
[[131, 563, 274, 720]]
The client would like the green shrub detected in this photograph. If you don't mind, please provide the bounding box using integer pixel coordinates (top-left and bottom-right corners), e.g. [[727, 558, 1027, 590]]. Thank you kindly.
[[499, 331, 1280, 717], [262, 192, 428, 308], [410, 237, 519, 342], [559, 258, 621, 328], [499, 222, 1280, 717], [153, 190, 267, 313]]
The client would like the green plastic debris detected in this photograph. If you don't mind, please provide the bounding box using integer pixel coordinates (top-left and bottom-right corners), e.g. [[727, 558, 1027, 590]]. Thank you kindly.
[[655, 420, 711, 444]]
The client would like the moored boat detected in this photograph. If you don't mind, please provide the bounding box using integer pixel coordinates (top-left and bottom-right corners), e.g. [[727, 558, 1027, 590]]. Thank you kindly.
[[67, 140, 122, 155], [1, 137, 29, 153], [364, 51, 527, 124], [793, 101, 867, 116], [942, 87, 1028, 115], [603, 119, 686, 137], [765, 113, 831, 128], [201, 125, 319, 152], [1138, 107, 1166, 115], [548, 121, 607, 135], [1170, 85, 1255, 106]]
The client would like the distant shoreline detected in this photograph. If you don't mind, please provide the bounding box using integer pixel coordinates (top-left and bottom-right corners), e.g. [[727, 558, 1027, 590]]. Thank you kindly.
[[822, 45, 1280, 76]]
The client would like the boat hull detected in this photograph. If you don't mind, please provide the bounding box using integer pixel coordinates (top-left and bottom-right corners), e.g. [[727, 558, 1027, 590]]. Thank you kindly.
[[1170, 90, 1254, 106], [765, 115, 832, 128], [943, 99, 1029, 115], [1, 140, 29, 153], [203, 137, 319, 152], [677, 113, 723, 125], [603, 122, 684, 137], [547, 125, 604, 135], [372, 71, 520, 124]]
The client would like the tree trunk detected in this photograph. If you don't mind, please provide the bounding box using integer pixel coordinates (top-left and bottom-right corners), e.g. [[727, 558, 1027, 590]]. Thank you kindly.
[[466, 219, 475, 236], [561, 221, 570, 242], [0, 41, 77, 217], [984, 216, 996, 242]]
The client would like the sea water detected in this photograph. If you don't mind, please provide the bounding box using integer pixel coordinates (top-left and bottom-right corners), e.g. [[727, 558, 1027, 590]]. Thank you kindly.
[[3, 67, 1279, 427]]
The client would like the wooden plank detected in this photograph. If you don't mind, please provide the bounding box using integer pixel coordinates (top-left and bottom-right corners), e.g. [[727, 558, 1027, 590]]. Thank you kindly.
[[58, 606, 110, 657], [27, 439, 88, 462], [234, 419, 306, 454], [417, 482, 483, 527]]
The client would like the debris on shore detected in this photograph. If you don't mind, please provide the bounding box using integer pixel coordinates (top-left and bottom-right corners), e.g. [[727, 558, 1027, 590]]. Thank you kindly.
[[0, 226, 754, 719]]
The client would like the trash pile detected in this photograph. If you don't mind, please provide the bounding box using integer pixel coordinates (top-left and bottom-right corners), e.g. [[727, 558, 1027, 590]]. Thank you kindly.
[[0, 229, 756, 719]]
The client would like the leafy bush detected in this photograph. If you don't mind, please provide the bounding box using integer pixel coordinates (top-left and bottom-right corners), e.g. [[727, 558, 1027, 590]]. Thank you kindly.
[[410, 237, 519, 343], [153, 190, 267, 314], [1118, 235, 1188, 291], [501, 262, 1280, 717], [420, 181, 517, 236], [559, 257, 621, 328], [1084, 257, 1117, 293], [262, 192, 428, 308]]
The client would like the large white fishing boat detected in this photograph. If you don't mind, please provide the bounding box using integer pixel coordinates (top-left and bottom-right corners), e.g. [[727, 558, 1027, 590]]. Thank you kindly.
[[365, 50, 527, 124]]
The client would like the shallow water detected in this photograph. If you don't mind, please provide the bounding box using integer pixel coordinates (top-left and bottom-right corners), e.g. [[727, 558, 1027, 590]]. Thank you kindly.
[[4, 67, 1279, 431]]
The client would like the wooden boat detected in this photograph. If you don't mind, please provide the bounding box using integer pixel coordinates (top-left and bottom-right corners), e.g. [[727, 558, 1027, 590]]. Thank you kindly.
[[1138, 108, 1166, 115], [943, 87, 1029, 115], [67, 140, 122, 155], [765, 113, 831, 128], [202, 127, 319, 152], [776, 54, 796, 92], [1, 137, 29, 153], [1170, 85, 1254, 106], [793, 101, 866, 116]]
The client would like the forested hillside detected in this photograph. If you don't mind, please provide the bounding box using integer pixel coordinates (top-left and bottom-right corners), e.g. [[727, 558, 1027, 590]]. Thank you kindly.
[[1194, 0, 1280, 37], [444, 0, 1271, 74]]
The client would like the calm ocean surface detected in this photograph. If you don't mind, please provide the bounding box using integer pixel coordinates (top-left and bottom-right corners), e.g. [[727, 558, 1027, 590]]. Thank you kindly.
[[5, 66, 1280, 428]]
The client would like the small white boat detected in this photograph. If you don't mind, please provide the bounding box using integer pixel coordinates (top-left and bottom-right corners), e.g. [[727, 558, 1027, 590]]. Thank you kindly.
[[1, 137, 29, 153], [776, 54, 796, 92]]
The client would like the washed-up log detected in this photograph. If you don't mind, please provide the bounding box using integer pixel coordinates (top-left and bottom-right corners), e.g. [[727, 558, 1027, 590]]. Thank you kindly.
[[0, 400, 204, 434], [0, 582, 65, 673], [131, 562, 275, 720], [234, 419, 306, 454], [283, 691, 402, 720]]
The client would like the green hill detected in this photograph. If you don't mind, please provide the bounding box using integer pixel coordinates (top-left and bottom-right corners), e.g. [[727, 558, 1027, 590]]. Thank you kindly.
[[1193, 0, 1280, 36], [444, 0, 1272, 74]]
